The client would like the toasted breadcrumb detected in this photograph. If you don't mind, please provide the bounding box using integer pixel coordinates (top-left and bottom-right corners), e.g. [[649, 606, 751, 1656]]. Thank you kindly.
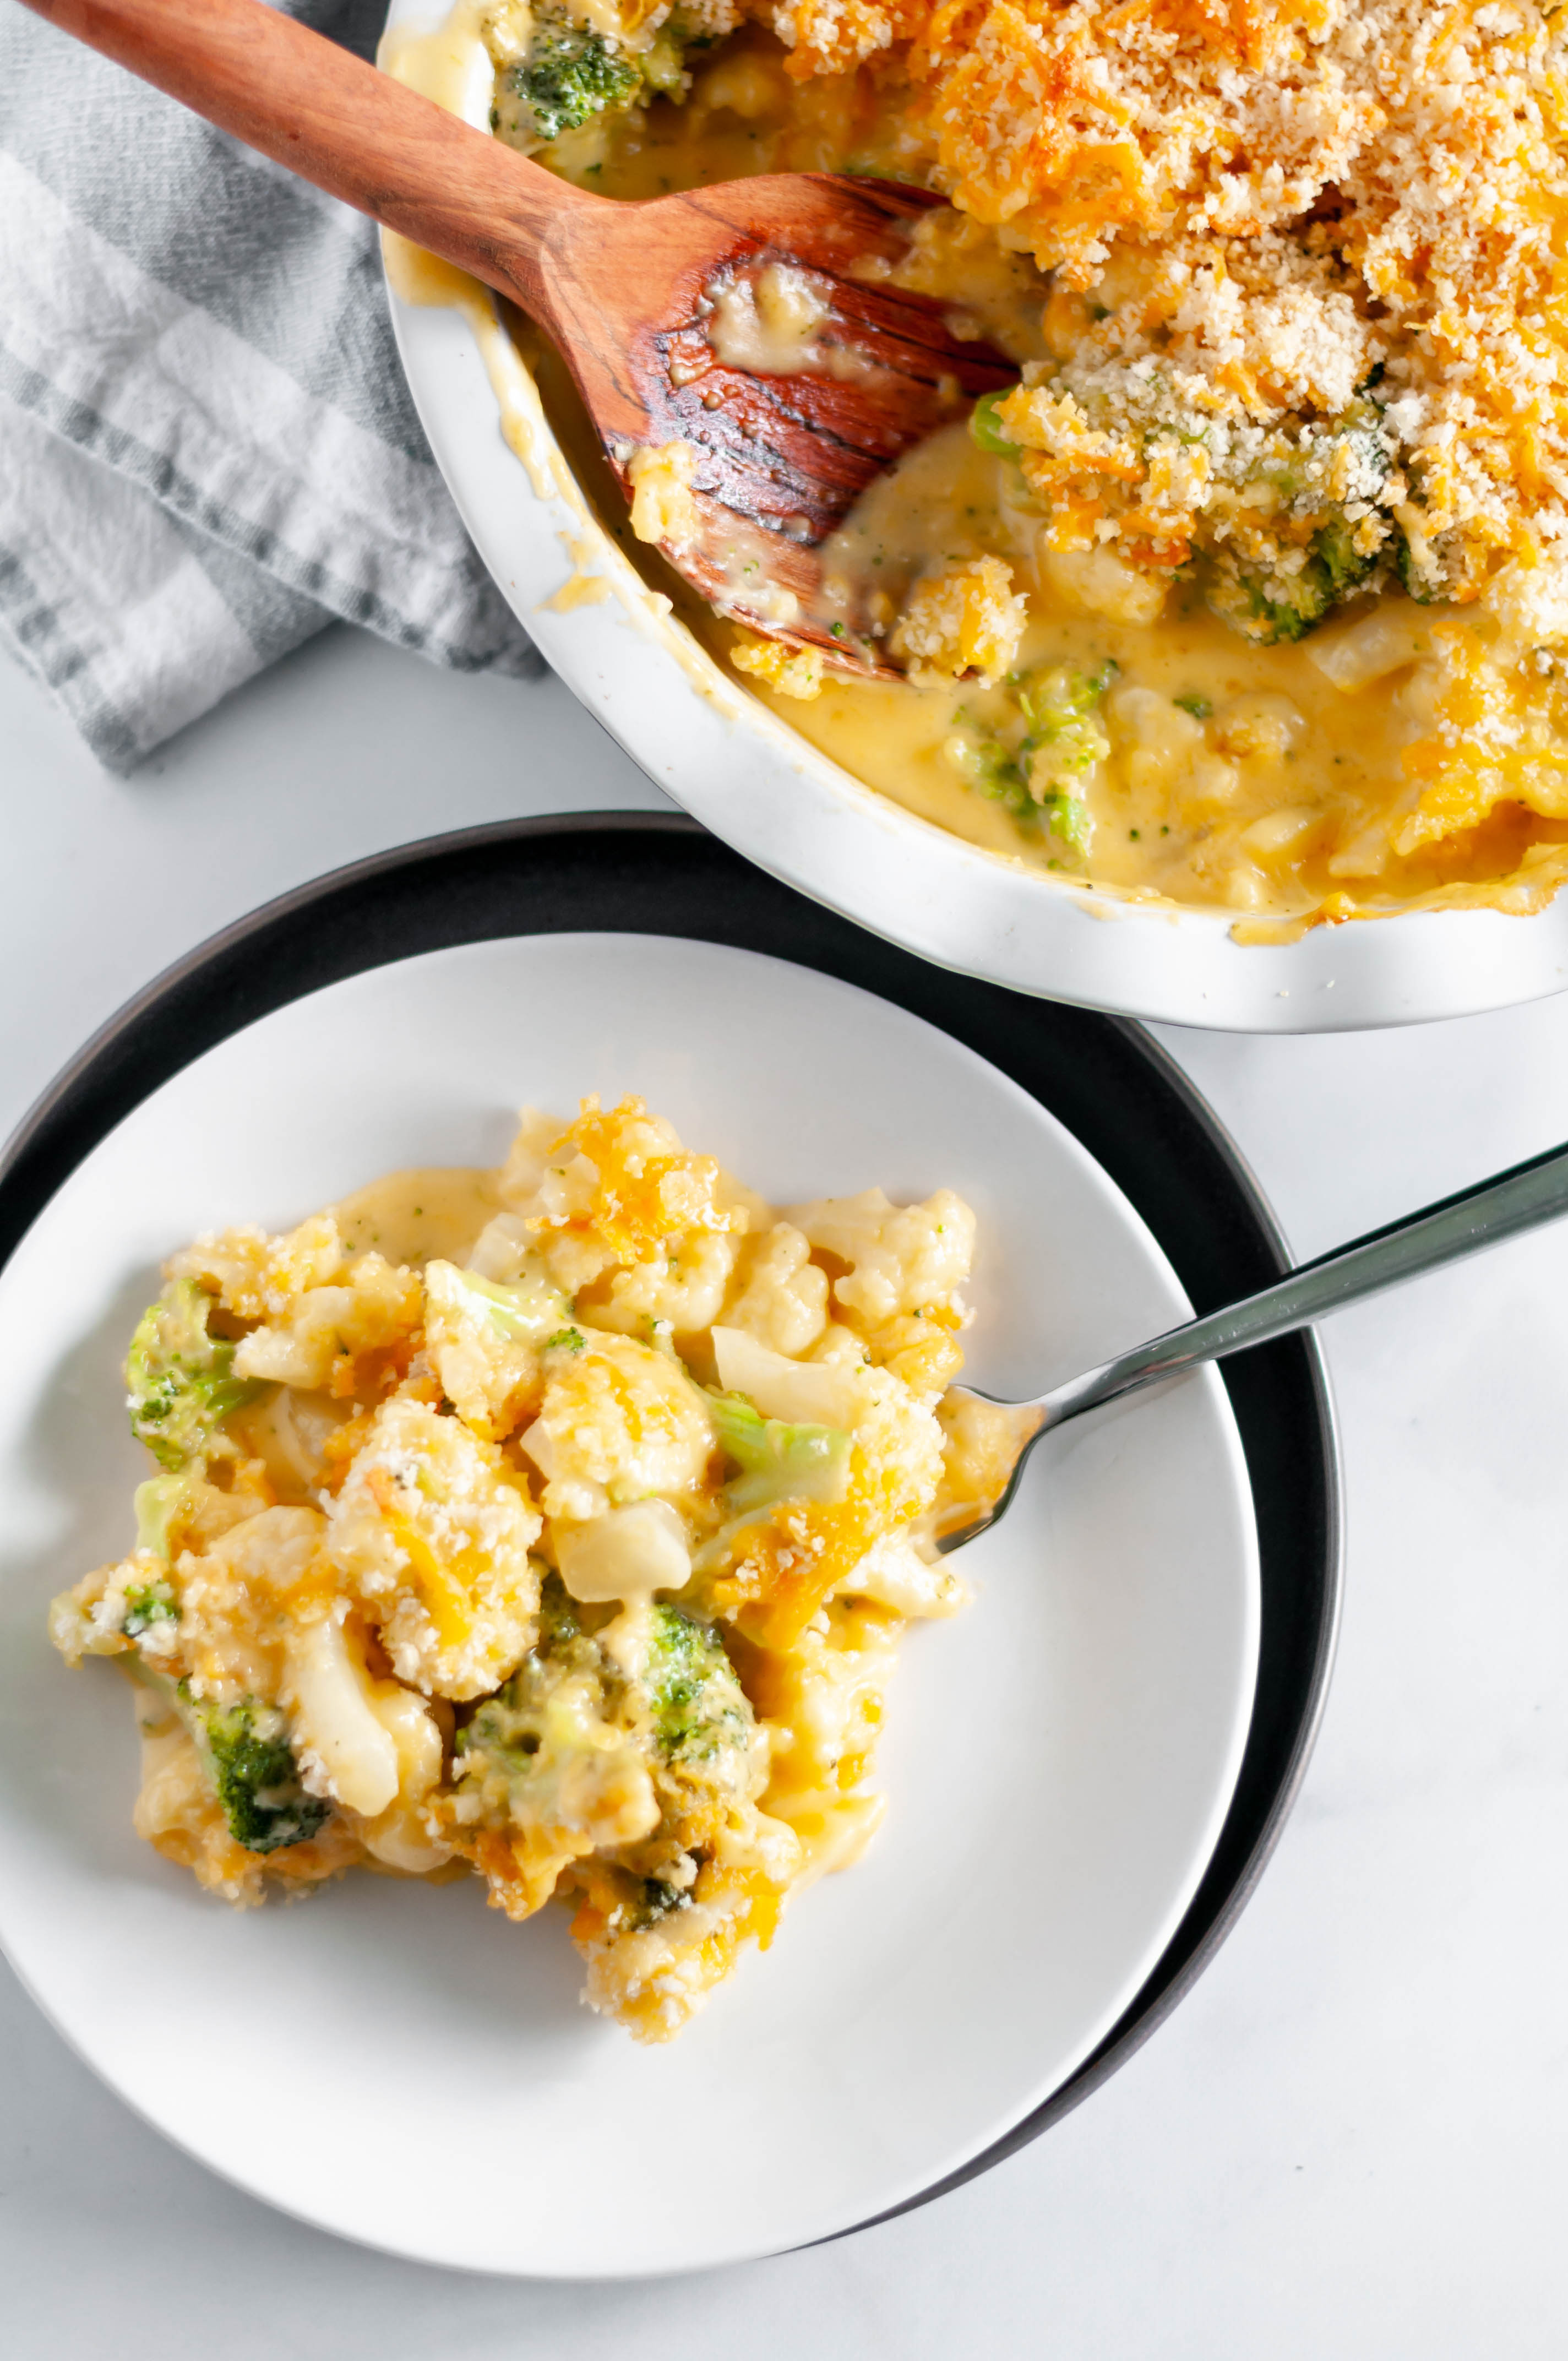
[[889, 554, 1028, 683], [771, 0, 1568, 610]]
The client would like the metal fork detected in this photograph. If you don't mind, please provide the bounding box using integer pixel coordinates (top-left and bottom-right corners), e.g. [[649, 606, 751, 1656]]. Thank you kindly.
[[936, 1135, 1568, 1553]]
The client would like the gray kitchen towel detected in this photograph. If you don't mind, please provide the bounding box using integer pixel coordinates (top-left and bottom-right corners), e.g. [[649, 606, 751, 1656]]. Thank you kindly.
[[0, 0, 538, 775]]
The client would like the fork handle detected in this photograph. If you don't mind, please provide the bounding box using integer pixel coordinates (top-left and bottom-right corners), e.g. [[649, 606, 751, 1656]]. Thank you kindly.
[[1042, 1136, 1568, 1428], [17, 0, 591, 322]]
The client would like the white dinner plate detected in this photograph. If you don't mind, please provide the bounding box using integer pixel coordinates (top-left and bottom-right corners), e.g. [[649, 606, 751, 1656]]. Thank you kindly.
[[0, 923, 1259, 2273]]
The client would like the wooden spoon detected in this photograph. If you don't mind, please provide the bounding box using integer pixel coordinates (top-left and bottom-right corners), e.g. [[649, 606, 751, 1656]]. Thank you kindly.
[[24, 0, 1016, 676]]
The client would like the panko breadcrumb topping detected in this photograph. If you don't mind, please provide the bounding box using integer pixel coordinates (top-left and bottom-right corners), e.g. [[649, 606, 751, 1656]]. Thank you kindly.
[[771, 0, 1568, 608], [51, 1098, 1015, 2042], [890, 554, 1028, 683], [455, 0, 1568, 915]]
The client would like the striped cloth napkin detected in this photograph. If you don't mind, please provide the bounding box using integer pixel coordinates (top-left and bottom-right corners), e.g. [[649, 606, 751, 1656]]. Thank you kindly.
[[0, 0, 538, 775]]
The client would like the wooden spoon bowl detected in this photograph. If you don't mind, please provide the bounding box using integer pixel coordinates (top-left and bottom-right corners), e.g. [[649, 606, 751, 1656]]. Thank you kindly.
[[26, 0, 1016, 676]]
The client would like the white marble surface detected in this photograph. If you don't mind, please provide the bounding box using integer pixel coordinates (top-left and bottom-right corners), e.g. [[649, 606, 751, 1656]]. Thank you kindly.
[[3, 632, 1567, 2358]]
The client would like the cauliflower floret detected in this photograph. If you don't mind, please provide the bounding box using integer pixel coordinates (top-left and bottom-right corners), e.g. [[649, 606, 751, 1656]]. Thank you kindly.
[[726, 1222, 829, 1356], [325, 1394, 543, 1698], [790, 1187, 975, 1326], [853, 1310, 967, 1401], [48, 1548, 177, 1666], [844, 1528, 965, 1618], [520, 1328, 715, 1522], [355, 1699, 453, 1873], [591, 1227, 743, 1340], [169, 1213, 345, 1323], [49, 1466, 284, 1672], [709, 1320, 945, 1504], [936, 1388, 1030, 1514], [496, 1108, 572, 1211], [847, 1358, 947, 1513], [175, 1504, 329, 1704], [498, 1097, 748, 1297], [889, 556, 1026, 686], [1485, 549, 1568, 653], [232, 1253, 422, 1394], [421, 1256, 567, 1439], [554, 1499, 693, 1603], [712, 1322, 865, 1426], [464, 1210, 539, 1282]]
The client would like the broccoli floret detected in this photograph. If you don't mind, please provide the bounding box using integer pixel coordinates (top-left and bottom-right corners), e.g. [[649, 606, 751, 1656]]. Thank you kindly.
[[454, 1585, 659, 1850], [458, 1576, 611, 1778], [459, 1584, 753, 1778], [122, 1577, 177, 1638], [536, 1570, 584, 1650], [1207, 534, 1374, 644], [1316, 513, 1373, 603], [492, 6, 640, 148], [185, 1692, 329, 1853], [1208, 409, 1388, 643], [1207, 516, 1379, 643], [1018, 662, 1114, 775], [641, 1605, 753, 1767], [1042, 793, 1093, 857], [944, 727, 1032, 815], [126, 1279, 260, 1472], [1207, 552, 1336, 644], [943, 668, 1110, 852], [639, 21, 688, 95], [1017, 662, 1113, 852], [453, 1590, 756, 1883], [626, 1875, 692, 1928], [709, 1391, 852, 1513]]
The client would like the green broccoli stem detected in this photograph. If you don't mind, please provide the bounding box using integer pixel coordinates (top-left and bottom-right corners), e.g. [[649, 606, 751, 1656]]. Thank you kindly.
[[126, 1280, 262, 1472], [129, 1661, 328, 1854], [708, 1390, 852, 1510], [193, 1695, 329, 1852]]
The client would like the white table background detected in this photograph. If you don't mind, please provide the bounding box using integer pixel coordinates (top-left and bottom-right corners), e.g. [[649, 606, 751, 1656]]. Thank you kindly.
[[3, 629, 1566, 2358]]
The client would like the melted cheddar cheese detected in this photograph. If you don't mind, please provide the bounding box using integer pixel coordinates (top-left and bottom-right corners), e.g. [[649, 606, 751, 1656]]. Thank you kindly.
[[50, 1099, 1009, 2041]]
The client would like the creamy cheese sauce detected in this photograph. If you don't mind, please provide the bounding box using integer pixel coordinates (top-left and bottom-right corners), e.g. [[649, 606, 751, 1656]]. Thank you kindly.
[[706, 262, 873, 384], [791, 423, 1439, 909], [54, 1096, 995, 2037], [380, 10, 1568, 927], [331, 1166, 502, 1267]]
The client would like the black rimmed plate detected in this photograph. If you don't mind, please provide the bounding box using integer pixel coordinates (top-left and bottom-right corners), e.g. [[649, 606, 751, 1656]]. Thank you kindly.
[[0, 814, 1338, 2273]]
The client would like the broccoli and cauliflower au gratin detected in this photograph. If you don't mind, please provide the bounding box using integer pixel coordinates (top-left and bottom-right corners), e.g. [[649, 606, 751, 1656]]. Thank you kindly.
[[50, 1098, 1010, 2041], [399, 0, 1568, 928]]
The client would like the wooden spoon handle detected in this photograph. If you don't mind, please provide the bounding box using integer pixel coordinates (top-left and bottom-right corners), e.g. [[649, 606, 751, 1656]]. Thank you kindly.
[[18, 0, 593, 322]]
